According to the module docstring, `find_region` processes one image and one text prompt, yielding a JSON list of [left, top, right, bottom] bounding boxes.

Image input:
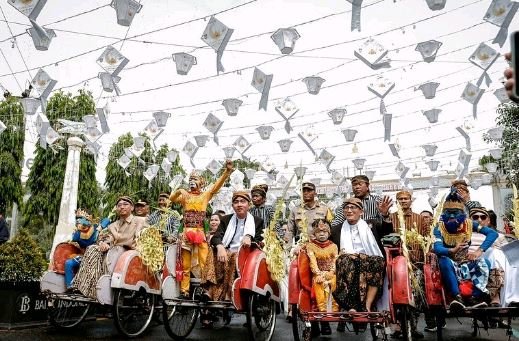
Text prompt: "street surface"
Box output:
[[1, 313, 518, 340]]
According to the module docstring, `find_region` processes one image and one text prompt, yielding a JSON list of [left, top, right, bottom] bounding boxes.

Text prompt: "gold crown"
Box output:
[[75, 208, 98, 224], [313, 220, 331, 234], [442, 201, 465, 210]]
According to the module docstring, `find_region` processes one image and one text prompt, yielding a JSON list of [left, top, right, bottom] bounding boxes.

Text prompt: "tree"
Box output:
[[0, 96, 24, 214], [23, 91, 100, 252], [103, 133, 185, 216], [483, 102, 519, 187]]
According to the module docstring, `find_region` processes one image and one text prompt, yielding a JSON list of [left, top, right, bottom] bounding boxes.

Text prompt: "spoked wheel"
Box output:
[[291, 304, 311, 341], [246, 293, 277, 341], [112, 288, 156, 338], [48, 298, 91, 328], [163, 287, 201, 340], [398, 306, 412, 341]]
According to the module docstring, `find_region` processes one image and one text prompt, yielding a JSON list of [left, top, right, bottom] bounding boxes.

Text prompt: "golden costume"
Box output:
[[306, 239, 339, 312]]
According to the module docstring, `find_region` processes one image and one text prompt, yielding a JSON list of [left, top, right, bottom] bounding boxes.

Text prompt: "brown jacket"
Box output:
[[101, 214, 148, 249]]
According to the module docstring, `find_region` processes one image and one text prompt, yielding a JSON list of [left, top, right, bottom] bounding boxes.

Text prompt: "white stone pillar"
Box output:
[[49, 136, 84, 260], [491, 178, 512, 232]]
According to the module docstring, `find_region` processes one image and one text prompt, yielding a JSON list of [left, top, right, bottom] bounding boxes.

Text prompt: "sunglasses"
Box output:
[[471, 214, 488, 220]]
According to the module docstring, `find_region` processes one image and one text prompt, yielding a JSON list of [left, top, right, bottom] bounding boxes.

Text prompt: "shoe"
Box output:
[[449, 295, 466, 311], [337, 321, 346, 332], [311, 322, 321, 337], [412, 330, 425, 339], [424, 326, 437, 332], [320, 322, 332, 335]]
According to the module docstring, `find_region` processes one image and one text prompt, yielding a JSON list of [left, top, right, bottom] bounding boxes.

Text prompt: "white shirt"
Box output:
[[340, 222, 366, 254], [229, 218, 245, 252]]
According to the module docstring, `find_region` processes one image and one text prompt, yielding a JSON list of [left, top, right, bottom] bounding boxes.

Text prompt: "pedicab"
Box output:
[[40, 241, 161, 338], [161, 242, 280, 341], [424, 252, 519, 341], [289, 235, 415, 341]]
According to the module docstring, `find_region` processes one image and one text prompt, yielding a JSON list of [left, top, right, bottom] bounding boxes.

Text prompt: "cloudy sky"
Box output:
[[0, 0, 516, 189]]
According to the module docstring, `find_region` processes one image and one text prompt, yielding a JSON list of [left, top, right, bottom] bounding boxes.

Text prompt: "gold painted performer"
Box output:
[[169, 159, 234, 297]]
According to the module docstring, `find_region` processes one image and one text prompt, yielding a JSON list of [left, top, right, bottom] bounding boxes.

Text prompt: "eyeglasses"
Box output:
[[343, 205, 360, 211], [471, 214, 488, 220]]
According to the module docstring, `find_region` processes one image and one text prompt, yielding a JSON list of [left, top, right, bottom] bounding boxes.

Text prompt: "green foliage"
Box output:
[[0, 229, 47, 282], [23, 91, 100, 252], [483, 102, 519, 187], [0, 96, 25, 212], [103, 135, 185, 216]]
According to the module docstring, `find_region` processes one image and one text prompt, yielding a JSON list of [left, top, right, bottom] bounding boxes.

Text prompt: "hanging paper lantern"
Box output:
[[271, 28, 300, 54], [244, 168, 256, 180], [130, 136, 145, 157], [96, 104, 110, 133], [302, 76, 326, 95], [415, 40, 442, 62], [97, 46, 129, 76], [9, 0, 47, 20], [110, 0, 142, 27], [346, 0, 364, 31], [84, 127, 102, 143], [275, 98, 299, 133], [206, 160, 222, 176], [412, 164, 422, 177], [489, 148, 503, 159], [319, 149, 335, 169], [461, 82, 484, 119], [194, 135, 209, 148], [493, 88, 511, 103], [221, 98, 243, 116], [294, 166, 307, 179], [483, 0, 519, 47], [31, 68, 57, 100], [470, 177, 483, 190], [222, 146, 235, 159], [20, 98, 40, 116], [456, 126, 471, 151], [395, 161, 410, 179], [368, 76, 395, 116], [426, 159, 440, 171], [203, 113, 223, 145], [469, 42, 499, 87], [352, 158, 366, 170], [425, 0, 447, 11], [277, 174, 289, 188], [330, 170, 344, 185], [486, 162, 498, 173], [45, 127, 61, 146], [27, 21, 55, 51], [85, 141, 101, 157], [415, 82, 440, 99], [117, 154, 131, 169], [421, 144, 438, 157], [153, 111, 170, 128], [383, 114, 392, 142], [354, 38, 389, 69], [423, 109, 441, 123], [98, 72, 121, 95], [161, 157, 172, 174], [487, 126, 504, 140], [388, 142, 400, 158], [365, 170, 376, 181], [144, 164, 160, 182], [172, 52, 197, 75], [169, 174, 184, 190], [201, 16, 234, 73], [458, 149, 472, 173], [182, 141, 198, 158], [256, 125, 274, 140], [278, 139, 293, 152], [82, 115, 97, 129], [341, 128, 357, 142], [251, 67, 273, 111], [167, 150, 178, 163], [143, 120, 162, 140], [328, 109, 346, 125]]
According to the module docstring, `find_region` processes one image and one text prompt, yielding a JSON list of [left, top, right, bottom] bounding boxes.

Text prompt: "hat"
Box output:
[[342, 197, 363, 210], [116, 196, 134, 206], [135, 199, 148, 206], [232, 190, 251, 203], [251, 184, 268, 197], [396, 190, 412, 199], [469, 207, 488, 217], [442, 187, 464, 211], [451, 179, 468, 190], [158, 192, 169, 199], [351, 175, 370, 184], [302, 182, 316, 191]]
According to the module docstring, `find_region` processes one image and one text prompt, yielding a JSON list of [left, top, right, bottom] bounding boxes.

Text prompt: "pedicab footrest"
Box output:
[[303, 311, 391, 323], [48, 292, 97, 304]]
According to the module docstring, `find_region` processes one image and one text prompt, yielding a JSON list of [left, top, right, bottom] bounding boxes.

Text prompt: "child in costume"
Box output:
[[64, 209, 100, 290], [305, 219, 338, 335], [433, 188, 498, 310]]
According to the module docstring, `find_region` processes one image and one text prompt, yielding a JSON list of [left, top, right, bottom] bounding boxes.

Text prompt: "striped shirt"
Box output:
[[390, 211, 426, 263], [147, 210, 180, 239], [331, 193, 383, 225], [249, 204, 274, 231]]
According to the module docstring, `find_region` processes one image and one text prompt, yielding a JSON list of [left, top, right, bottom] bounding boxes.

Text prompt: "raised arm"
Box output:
[[209, 160, 234, 196]]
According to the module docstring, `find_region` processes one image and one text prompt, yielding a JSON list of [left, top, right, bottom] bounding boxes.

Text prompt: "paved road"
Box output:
[[1, 313, 517, 340]]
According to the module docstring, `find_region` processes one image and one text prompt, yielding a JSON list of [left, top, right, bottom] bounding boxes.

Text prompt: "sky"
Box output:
[[0, 0, 517, 192]]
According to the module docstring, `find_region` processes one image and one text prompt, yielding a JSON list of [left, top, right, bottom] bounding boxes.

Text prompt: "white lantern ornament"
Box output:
[[278, 139, 293, 153], [423, 109, 441, 124], [256, 126, 274, 140], [415, 82, 440, 99], [328, 109, 346, 125], [111, 0, 142, 27], [271, 28, 300, 54], [342, 128, 358, 142], [27, 21, 56, 51], [221, 98, 243, 116], [172, 53, 197, 76], [302, 76, 326, 95], [415, 40, 443, 63]]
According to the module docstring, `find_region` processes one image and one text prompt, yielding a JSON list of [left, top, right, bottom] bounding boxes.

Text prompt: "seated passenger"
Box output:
[[72, 196, 147, 298], [65, 209, 99, 291], [331, 197, 393, 313], [433, 189, 498, 310], [201, 191, 264, 302], [304, 219, 338, 336]]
